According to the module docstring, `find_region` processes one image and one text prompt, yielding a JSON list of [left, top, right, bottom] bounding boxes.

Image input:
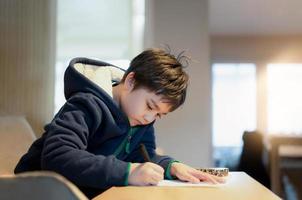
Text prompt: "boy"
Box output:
[[15, 48, 224, 198]]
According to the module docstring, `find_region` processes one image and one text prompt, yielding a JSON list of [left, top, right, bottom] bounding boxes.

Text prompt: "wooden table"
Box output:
[[93, 172, 281, 200]]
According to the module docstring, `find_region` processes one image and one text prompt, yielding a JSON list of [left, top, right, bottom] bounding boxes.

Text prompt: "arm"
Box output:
[[41, 93, 129, 189]]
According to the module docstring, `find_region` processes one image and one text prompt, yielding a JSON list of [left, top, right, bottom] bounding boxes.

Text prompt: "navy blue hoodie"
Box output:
[[14, 58, 175, 198]]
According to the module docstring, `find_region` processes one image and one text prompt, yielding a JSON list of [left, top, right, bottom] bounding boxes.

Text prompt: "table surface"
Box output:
[[93, 172, 281, 200]]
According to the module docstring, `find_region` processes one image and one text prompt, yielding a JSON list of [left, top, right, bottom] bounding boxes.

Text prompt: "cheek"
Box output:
[[123, 94, 146, 118]]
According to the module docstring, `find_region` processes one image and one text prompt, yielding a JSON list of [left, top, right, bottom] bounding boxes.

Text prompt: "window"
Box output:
[[212, 63, 257, 167], [54, 0, 145, 113], [267, 64, 302, 134], [212, 63, 257, 147]]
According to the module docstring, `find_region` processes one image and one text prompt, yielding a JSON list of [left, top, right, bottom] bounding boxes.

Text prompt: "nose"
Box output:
[[143, 113, 156, 123]]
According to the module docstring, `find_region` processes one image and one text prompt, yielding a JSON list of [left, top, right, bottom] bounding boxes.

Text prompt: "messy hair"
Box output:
[[121, 47, 189, 112]]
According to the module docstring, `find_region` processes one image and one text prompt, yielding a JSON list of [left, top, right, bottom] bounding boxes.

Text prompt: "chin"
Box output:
[[129, 122, 136, 127], [129, 118, 139, 126]]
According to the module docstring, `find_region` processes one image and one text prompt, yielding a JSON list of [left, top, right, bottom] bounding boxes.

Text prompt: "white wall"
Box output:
[[145, 0, 212, 167], [0, 0, 56, 135], [211, 35, 302, 134]]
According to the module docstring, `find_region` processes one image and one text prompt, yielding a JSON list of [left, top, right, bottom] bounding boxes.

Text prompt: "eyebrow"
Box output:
[[150, 99, 168, 115]]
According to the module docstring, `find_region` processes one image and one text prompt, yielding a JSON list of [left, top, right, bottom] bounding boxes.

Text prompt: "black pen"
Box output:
[[139, 143, 151, 162]]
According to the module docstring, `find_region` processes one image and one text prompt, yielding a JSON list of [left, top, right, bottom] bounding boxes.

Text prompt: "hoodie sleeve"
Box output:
[[41, 92, 129, 189], [125, 125, 179, 180]]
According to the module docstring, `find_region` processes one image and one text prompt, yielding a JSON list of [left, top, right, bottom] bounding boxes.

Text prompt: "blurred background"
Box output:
[[0, 0, 302, 199]]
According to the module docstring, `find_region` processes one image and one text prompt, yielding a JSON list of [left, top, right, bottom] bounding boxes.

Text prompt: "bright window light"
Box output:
[[212, 63, 257, 147], [267, 64, 302, 134]]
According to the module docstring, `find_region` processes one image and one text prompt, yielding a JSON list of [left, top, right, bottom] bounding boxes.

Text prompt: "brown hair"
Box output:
[[121, 48, 189, 112]]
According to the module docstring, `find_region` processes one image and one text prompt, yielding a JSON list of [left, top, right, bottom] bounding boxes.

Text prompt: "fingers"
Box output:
[[195, 172, 217, 184], [128, 162, 164, 186], [214, 176, 226, 183], [142, 162, 164, 185], [146, 162, 164, 174], [150, 168, 164, 182], [149, 175, 163, 185], [177, 172, 200, 183], [190, 169, 225, 184], [209, 174, 226, 184]]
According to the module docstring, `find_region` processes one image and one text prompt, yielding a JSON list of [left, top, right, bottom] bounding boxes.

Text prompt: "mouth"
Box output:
[[136, 119, 143, 125], [134, 119, 145, 126], [129, 119, 141, 126]]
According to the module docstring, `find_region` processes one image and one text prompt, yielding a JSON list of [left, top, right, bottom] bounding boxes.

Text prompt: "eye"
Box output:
[[147, 102, 152, 110]]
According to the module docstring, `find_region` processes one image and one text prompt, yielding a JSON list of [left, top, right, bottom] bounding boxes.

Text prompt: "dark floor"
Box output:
[[283, 169, 302, 200]]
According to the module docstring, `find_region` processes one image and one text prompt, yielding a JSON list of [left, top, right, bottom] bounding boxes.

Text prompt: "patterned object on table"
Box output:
[[197, 168, 229, 177]]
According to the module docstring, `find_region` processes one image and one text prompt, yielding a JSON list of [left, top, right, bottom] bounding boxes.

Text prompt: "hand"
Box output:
[[170, 162, 226, 184], [128, 162, 164, 186]]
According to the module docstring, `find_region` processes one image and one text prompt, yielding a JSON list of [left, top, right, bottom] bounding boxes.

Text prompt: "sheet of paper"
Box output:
[[157, 180, 225, 187]]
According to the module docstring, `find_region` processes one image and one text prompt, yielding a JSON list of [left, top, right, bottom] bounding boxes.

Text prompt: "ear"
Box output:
[[124, 72, 135, 92]]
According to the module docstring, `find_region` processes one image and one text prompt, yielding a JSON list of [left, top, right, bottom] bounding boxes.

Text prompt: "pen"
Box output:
[[139, 143, 151, 162]]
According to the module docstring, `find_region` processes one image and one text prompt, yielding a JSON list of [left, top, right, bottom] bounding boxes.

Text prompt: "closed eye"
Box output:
[[147, 102, 152, 110], [147, 99, 168, 118]]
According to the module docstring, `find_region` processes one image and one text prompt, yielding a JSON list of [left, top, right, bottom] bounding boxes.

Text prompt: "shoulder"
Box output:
[[66, 92, 108, 110], [56, 92, 105, 128]]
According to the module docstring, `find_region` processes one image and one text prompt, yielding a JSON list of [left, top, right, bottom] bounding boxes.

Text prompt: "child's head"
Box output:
[[116, 48, 189, 126]]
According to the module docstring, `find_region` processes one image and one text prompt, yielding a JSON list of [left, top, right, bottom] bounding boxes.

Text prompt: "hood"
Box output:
[[64, 57, 126, 110]]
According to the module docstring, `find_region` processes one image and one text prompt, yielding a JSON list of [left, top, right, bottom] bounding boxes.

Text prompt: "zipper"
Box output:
[[113, 126, 140, 157]]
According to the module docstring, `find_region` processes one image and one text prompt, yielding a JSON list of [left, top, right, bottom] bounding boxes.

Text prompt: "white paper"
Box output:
[[157, 180, 225, 187]]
